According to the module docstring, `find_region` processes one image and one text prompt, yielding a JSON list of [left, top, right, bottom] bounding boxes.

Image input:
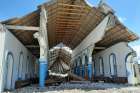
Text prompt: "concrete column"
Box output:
[[79, 57, 82, 77], [88, 56, 92, 80], [74, 60, 77, 74], [77, 59, 80, 76], [34, 5, 49, 88], [39, 57, 47, 87], [82, 54, 85, 78], [87, 46, 94, 81], [34, 32, 48, 88]]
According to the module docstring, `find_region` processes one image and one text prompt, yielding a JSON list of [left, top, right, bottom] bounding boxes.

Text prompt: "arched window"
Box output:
[[85, 55, 88, 66], [133, 65, 137, 77], [26, 56, 29, 79], [85, 55, 88, 77], [74, 59, 77, 74], [75, 59, 78, 67], [109, 53, 117, 76], [18, 52, 23, 80], [99, 57, 104, 75], [125, 52, 137, 84], [74, 58, 80, 75], [79, 57, 82, 67], [78, 57, 82, 76], [4, 52, 14, 90], [93, 58, 96, 76]]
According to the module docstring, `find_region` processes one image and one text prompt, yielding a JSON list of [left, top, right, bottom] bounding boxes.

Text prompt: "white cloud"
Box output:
[[118, 17, 127, 23]]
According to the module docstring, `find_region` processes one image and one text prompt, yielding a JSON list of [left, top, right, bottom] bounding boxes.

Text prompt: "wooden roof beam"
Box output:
[[58, 12, 86, 16], [56, 21, 81, 25], [5, 25, 39, 31], [58, 3, 87, 8]]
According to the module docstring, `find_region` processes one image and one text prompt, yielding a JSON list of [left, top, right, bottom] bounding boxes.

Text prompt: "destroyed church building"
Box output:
[[0, 0, 139, 92]]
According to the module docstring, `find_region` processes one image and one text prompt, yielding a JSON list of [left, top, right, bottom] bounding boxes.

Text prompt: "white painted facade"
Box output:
[[94, 42, 140, 84], [0, 25, 6, 92], [0, 25, 38, 92], [94, 42, 132, 77]]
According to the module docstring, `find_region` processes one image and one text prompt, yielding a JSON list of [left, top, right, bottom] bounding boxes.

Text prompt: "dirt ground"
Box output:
[[8, 82, 140, 93]]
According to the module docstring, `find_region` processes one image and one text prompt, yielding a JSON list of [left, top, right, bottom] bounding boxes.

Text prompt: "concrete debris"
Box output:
[[48, 72, 85, 83], [11, 82, 140, 93], [69, 73, 85, 81]]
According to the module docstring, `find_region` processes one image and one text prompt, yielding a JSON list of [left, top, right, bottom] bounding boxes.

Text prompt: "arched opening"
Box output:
[[4, 52, 14, 90], [26, 56, 30, 79], [76, 57, 80, 76], [93, 58, 96, 76], [85, 55, 88, 66], [28, 57, 31, 79], [18, 52, 23, 80], [85, 55, 88, 79], [74, 59, 77, 74], [78, 57, 82, 76], [109, 53, 117, 77], [125, 52, 137, 84], [99, 57, 104, 76], [74, 60, 77, 74]]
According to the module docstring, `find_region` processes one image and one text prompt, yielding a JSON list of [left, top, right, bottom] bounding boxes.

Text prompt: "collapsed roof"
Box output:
[[2, 0, 139, 56]]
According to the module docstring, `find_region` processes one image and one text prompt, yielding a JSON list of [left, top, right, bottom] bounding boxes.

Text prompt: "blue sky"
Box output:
[[0, 0, 140, 46]]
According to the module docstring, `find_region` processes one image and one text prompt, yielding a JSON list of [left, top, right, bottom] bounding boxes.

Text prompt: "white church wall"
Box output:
[[0, 27, 6, 92], [0, 28, 37, 91], [94, 42, 133, 77]]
